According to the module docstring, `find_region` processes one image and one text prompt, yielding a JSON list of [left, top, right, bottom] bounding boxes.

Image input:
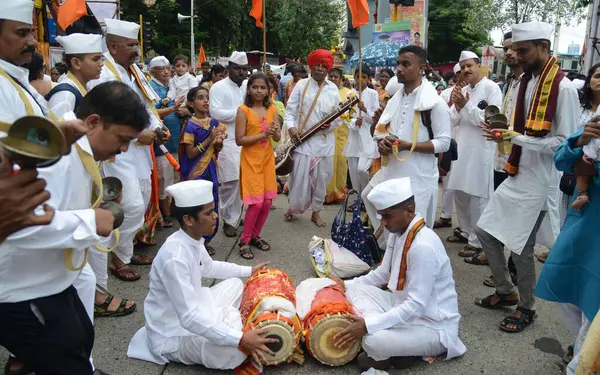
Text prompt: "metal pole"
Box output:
[[139, 14, 144, 63], [263, 0, 267, 73], [191, 0, 195, 71]]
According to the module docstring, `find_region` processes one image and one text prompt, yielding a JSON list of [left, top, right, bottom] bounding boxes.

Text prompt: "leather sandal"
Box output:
[[475, 291, 519, 309]]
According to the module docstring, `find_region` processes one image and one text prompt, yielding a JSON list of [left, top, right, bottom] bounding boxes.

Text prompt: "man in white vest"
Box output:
[[87, 18, 161, 290]]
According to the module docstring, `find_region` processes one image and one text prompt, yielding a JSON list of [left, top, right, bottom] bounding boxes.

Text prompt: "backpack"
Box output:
[[421, 110, 458, 173], [45, 83, 85, 111]]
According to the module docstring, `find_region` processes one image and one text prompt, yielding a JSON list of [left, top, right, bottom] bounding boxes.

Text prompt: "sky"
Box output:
[[490, 21, 588, 54]]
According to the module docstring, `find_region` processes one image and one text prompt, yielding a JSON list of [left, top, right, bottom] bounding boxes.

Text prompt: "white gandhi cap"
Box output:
[[149, 56, 170, 69], [229, 51, 248, 66], [367, 177, 413, 211], [56, 33, 103, 55], [459, 51, 479, 63], [1, 0, 34, 25], [104, 18, 140, 40], [453, 63, 461, 74], [166, 180, 214, 207], [511, 22, 554, 43]]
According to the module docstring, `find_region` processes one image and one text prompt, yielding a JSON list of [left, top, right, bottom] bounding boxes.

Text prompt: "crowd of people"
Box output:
[[0, 0, 598, 374]]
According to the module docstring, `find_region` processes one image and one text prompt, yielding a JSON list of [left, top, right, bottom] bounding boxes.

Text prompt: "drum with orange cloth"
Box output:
[[239, 268, 303, 365], [302, 283, 361, 366]]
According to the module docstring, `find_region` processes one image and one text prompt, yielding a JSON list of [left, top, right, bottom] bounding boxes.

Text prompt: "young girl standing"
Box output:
[[179, 86, 227, 255], [235, 73, 281, 259]]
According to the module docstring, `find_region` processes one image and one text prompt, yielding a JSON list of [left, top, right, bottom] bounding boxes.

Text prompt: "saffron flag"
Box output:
[[249, 0, 264, 28], [347, 0, 369, 28], [47, 0, 88, 31], [198, 44, 207, 65]]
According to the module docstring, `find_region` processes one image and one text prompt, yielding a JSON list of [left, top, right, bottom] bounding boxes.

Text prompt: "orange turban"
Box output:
[[307, 49, 334, 71]]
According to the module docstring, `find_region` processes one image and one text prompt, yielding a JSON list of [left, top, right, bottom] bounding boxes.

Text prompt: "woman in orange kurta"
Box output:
[[235, 73, 281, 259]]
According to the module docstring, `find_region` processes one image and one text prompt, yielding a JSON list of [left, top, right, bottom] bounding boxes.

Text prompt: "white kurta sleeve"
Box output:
[[363, 243, 440, 334], [202, 256, 252, 280], [512, 82, 580, 154], [161, 257, 244, 346], [209, 85, 238, 124], [346, 235, 394, 287], [449, 105, 461, 127], [188, 75, 198, 91], [48, 91, 77, 120], [460, 84, 502, 128], [430, 100, 452, 153], [284, 81, 303, 129]]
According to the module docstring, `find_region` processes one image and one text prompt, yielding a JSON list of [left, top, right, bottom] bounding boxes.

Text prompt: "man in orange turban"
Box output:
[[283, 49, 341, 227]]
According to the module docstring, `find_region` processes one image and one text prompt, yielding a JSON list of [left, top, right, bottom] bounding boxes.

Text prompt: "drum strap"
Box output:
[[298, 80, 325, 134]]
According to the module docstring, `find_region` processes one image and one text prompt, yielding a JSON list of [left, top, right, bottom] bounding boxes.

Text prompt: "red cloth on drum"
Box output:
[[239, 269, 296, 324]]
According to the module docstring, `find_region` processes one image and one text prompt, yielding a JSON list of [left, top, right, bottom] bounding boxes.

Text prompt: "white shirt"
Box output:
[[477, 76, 580, 254], [43, 74, 52, 82], [195, 73, 204, 85], [209, 77, 247, 182], [447, 77, 503, 198], [143, 229, 252, 356], [343, 87, 379, 158], [0, 135, 101, 302], [48, 74, 85, 119], [284, 78, 341, 157], [0, 59, 47, 133], [494, 75, 521, 172], [87, 52, 161, 179], [346, 215, 466, 360], [167, 72, 197, 101]]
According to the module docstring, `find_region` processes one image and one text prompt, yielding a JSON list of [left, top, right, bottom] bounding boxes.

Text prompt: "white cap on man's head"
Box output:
[[367, 177, 413, 211], [56, 33, 103, 55], [511, 22, 554, 43], [453, 63, 461, 73], [1, 0, 34, 24], [149, 56, 170, 69], [459, 51, 479, 62], [104, 18, 140, 40], [166, 180, 214, 208], [229, 51, 248, 66]]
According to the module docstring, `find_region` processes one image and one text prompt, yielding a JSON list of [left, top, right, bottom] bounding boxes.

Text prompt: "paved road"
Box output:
[[1, 195, 572, 375]]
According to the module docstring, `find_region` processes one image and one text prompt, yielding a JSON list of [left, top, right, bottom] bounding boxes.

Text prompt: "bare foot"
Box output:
[[284, 211, 296, 222], [311, 212, 326, 227], [571, 193, 589, 211]]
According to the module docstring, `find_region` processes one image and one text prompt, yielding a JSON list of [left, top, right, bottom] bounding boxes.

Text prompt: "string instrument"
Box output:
[[275, 95, 359, 175]]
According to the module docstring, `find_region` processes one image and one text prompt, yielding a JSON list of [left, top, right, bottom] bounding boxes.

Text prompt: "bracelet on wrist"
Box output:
[[197, 144, 205, 152]]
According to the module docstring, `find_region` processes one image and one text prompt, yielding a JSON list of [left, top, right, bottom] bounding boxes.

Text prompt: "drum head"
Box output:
[[309, 315, 361, 366], [254, 319, 295, 365]]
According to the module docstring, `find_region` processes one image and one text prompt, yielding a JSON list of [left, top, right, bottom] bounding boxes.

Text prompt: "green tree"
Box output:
[[427, 0, 490, 63]]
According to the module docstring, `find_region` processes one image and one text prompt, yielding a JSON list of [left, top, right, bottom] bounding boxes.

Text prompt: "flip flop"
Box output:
[[447, 234, 468, 244], [458, 245, 481, 257], [464, 254, 489, 265]]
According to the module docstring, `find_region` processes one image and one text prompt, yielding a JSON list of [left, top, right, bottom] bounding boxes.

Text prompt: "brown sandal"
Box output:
[[94, 293, 136, 318], [109, 263, 141, 281], [130, 254, 154, 265]]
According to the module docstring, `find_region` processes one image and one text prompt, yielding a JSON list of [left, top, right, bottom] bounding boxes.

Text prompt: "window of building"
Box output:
[[571, 60, 578, 70]]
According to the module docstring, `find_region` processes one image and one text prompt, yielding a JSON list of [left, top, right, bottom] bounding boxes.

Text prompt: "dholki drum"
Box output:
[[240, 268, 303, 365], [297, 278, 361, 366]]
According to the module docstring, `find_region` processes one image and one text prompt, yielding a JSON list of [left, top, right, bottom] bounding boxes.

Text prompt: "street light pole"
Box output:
[[191, 0, 195, 71]]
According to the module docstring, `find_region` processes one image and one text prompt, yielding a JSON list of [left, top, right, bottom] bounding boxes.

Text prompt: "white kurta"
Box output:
[[0, 59, 47, 132], [344, 87, 379, 159], [0, 136, 102, 302], [127, 229, 252, 369], [48, 75, 85, 119], [209, 77, 247, 183], [284, 78, 342, 157], [447, 77, 502, 198], [370, 81, 452, 226], [477, 77, 580, 254], [167, 72, 197, 101], [345, 215, 466, 360]]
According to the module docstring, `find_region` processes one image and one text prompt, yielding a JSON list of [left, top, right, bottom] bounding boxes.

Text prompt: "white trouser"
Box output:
[[561, 304, 591, 375], [346, 284, 446, 361], [88, 246, 109, 290], [73, 264, 96, 370], [163, 278, 247, 369], [288, 154, 334, 214], [453, 191, 488, 248], [115, 177, 150, 264], [156, 155, 177, 200], [347, 157, 372, 196], [440, 175, 454, 220], [219, 180, 243, 227]]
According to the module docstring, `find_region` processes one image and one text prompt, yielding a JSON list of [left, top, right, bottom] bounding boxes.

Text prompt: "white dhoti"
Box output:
[[219, 180, 243, 227], [160, 278, 246, 369], [288, 154, 334, 214], [560, 304, 592, 375], [453, 191, 488, 248], [347, 157, 372, 195], [346, 284, 446, 361], [156, 155, 177, 200], [73, 264, 96, 370], [440, 175, 454, 220]]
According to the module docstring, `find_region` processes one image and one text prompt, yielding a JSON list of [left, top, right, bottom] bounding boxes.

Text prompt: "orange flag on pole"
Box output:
[[47, 0, 88, 30], [197, 44, 207, 65], [347, 0, 369, 28], [249, 0, 264, 28]]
